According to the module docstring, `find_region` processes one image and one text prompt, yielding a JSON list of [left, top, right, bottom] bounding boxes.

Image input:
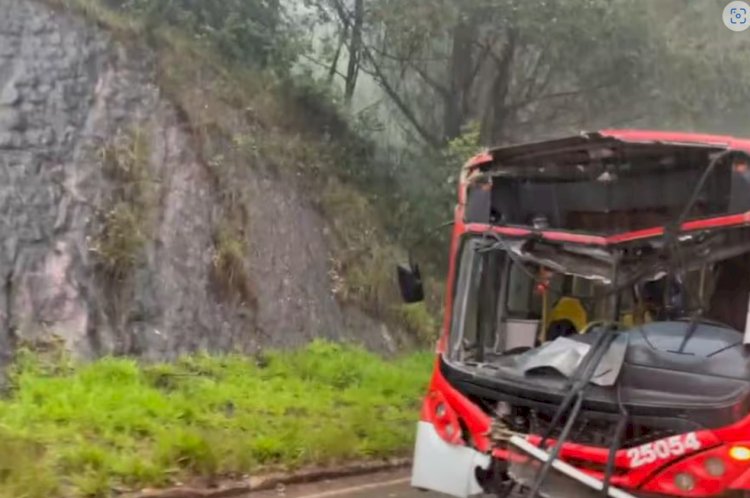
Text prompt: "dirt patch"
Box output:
[[130, 458, 412, 498]]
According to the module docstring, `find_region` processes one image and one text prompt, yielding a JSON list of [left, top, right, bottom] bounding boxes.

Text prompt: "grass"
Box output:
[[0, 341, 432, 498]]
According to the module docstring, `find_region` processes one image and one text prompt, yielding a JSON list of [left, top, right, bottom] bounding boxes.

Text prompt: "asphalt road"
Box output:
[[250, 469, 485, 498]]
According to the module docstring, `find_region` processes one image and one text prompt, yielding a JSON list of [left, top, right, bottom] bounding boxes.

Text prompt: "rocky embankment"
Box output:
[[0, 0, 407, 366]]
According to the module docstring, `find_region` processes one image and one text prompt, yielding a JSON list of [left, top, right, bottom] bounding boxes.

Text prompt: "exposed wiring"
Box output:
[[538, 324, 613, 444], [603, 382, 629, 497], [527, 391, 585, 498], [523, 152, 731, 495], [663, 150, 735, 352], [526, 250, 622, 498], [528, 325, 619, 498]]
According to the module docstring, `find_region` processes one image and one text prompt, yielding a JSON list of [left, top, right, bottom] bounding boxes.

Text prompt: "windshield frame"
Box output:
[[445, 231, 742, 363]]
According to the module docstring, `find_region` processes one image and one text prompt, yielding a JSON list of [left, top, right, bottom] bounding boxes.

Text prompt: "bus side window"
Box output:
[[506, 263, 538, 319], [498, 262, 546, 352]]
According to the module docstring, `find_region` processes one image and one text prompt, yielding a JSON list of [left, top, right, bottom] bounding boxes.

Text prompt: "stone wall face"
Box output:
[[0, 0, 406, 365]]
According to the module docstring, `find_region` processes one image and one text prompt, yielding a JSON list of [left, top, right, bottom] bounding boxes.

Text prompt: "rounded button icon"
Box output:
[[724, 1, 750, 31]]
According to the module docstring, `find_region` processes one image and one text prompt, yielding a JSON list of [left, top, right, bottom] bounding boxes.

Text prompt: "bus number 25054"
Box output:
[[626, 433, 702, 469]]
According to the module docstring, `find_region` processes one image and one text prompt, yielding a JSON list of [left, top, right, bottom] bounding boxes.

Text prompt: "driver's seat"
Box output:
[[545, 297, 587, 341]]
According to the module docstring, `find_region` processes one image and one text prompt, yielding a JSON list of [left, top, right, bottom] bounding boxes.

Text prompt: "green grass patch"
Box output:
[[0, 341, 432, 497]]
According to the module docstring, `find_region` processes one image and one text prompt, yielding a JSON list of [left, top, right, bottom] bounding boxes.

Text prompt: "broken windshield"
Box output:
[[448, 232, 750, 364]]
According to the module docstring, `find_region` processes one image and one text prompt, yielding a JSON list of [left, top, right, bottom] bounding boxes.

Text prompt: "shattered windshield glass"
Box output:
[[447, 231, 746, 365]]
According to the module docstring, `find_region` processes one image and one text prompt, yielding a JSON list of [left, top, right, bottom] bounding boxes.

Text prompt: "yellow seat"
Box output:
[[544, 297, 588, 340], [621, 312, 635, 328]]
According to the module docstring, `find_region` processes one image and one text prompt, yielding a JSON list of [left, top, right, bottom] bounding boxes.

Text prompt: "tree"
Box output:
[[357, 0, 670, 147], [311, 0, 750, 149], [307, 0, 367, 107], [107, 0, 295, 70], [301, 0, 750, 272]]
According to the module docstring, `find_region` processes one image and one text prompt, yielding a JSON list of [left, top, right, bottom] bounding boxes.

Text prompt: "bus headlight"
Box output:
[[674, 472, 695, 492], [705, 457, 726, 477]]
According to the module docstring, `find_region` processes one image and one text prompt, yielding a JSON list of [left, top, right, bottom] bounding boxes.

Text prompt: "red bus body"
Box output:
[[410, 129, 750, 498]]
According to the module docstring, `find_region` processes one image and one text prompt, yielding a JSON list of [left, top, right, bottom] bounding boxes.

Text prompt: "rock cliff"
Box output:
[[0, 0, 408, 365]]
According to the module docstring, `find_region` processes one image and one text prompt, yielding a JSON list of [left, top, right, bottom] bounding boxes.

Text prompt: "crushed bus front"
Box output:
[[400, 130, 750, 498]]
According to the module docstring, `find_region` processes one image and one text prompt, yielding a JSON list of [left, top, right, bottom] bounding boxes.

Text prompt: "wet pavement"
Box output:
[[249, 469, 477, 498]]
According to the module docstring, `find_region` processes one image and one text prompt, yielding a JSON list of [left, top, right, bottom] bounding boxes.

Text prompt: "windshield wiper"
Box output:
[[526, 323, 620, 498], [526, 251, 625, 498], [661, 150, 736, 352]]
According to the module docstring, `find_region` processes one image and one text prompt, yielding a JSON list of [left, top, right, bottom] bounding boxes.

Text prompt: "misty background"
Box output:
[[291, 0, 750, 267], [76, 0, 750, 309]]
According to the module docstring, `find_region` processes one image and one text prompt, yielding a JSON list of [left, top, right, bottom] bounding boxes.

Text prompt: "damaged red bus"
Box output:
[[397, 130, 750, 498]]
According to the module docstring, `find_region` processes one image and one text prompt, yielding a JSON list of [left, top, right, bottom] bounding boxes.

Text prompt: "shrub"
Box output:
[[101, 0, 298, 71], [0, 342, 432, 495]]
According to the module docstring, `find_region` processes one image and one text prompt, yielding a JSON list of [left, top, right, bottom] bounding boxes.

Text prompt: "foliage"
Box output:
[[318, 178, 443, 341], [445, 121, 482, 166], [310, 0, 750, 147], [47, 0, 447, 336], [398, 303, 439, 344], [0, 432, 59, 498], [646, 0, 750, 134], [303, 0, 750, 287], [0, 343, 431, 497], [210, 222, 256, 308], [99, 0, 298, 72], [91, 127, 154, 283], [48, 0, 750, 293]]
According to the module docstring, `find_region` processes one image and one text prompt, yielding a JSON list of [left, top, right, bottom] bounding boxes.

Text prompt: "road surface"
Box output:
[[249, 468, 490, 498]]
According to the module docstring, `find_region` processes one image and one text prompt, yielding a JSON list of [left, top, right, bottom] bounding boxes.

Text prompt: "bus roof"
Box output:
[[465, 129, 750, 170], [460, 129, 750, 246]]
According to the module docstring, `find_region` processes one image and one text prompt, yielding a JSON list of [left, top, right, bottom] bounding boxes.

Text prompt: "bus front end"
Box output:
[[399, 130, 750, 498]]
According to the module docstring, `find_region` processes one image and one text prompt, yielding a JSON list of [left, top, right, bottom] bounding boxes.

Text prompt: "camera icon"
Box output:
[[725, 1, 750, 31], [732, 7, 748, 24]]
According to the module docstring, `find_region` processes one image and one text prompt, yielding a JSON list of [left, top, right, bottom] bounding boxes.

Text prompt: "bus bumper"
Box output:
[[410, 421, 490, 498]]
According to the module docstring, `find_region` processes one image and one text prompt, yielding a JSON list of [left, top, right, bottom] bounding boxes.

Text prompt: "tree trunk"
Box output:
[[328, 26, 348, 83], [480, 31, 517, 145], [345, 0, 364, 106], [443, 13, 474, 141]]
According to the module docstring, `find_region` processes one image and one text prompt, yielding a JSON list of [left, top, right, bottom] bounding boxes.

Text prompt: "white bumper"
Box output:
[[410, 421, 490, 498]]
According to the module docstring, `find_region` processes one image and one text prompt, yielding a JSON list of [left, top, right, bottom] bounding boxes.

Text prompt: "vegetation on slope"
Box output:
[[44, 0, 750, 345], [44, 0, 442, 342], [0, 342, 432, 497]]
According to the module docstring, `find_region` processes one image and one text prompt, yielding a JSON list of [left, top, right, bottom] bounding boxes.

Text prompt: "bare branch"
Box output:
[[365, 45, 450, 98], [299, 52, 349, 81], [328, 25, 349, 83], [344, 0, 364, 104], [506, 80, 620, 114], [328, 0, 352, 29], [359, 44, 442, 148], [520, 41, 552, 104]]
